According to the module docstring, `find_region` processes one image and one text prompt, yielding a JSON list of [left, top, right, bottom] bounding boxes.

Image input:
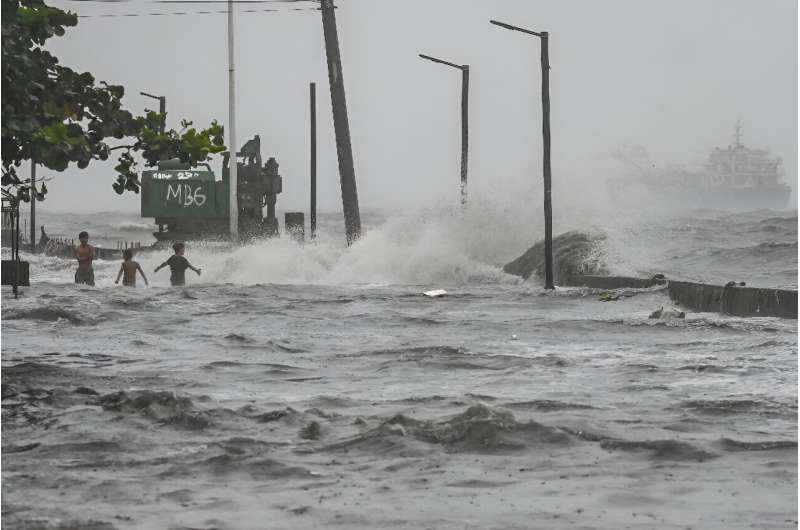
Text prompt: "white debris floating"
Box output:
[[423, 289, 448, 298]]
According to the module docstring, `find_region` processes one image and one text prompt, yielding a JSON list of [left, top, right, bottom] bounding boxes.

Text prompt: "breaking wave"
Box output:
[[111, 221, 155, 232], [319, 404, 573, 456], [4, 306, 87, 324], [98, 390, 211, 430]]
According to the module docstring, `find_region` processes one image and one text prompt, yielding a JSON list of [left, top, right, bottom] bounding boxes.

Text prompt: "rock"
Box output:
[[300, 421, 321, 440], [599, 292, 620, 302], [503, 230, 607, 283], [649, 306, 685, 319]]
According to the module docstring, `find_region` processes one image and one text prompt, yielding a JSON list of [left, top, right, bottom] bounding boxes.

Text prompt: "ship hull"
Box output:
[[608, 180, 793, 212]]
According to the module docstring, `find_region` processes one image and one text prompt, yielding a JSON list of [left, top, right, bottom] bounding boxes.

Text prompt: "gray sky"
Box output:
[[34, 0, 799, 213]]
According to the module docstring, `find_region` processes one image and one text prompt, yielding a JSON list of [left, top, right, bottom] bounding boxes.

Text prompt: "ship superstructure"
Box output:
[[609, 123, 792, 211]]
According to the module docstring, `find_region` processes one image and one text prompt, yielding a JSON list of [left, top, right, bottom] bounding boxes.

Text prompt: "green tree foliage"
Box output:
[[1, 0, 226, 203]]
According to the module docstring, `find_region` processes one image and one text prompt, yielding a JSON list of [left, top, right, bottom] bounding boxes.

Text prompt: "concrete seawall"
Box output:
[[566, 275, 797, 319], [667, 280, 797, 319], [565, 275, 666, 290], [505, 234, 797, 319]]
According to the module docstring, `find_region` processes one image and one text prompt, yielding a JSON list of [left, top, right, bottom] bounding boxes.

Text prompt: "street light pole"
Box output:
[[30, 163, 35, 253], [490, 19, 554, 290], [310, 81, 317, 240], [419, 53, 469, 207], [140, 91, 166, 133], [227, 0, 238, 240]]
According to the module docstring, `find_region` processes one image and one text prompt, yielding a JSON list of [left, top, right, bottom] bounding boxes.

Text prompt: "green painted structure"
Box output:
[[141, 167, 227, 219], [141, 136, 283, 241]]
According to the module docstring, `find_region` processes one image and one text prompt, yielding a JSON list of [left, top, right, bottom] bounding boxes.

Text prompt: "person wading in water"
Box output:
[[154, 242, 201, 286], [74, 231, 95, 286], [115, 248, 149, 287]]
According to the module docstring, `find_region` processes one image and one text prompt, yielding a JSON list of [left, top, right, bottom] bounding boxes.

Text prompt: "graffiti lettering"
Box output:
[[166, 183, 182, 202], [153, 171, 199, 180], [166, 183, 207, 207]]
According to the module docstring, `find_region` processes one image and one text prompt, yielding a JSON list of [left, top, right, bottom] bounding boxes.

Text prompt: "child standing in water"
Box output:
[[115, 249, 149, 287], [154, 242, 201, 286]]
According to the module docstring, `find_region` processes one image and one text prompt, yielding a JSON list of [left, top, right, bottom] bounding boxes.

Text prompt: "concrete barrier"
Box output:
[[667, 280, 797, 319], [284, 212, 305, 243], [566, 275, 797, 319], [1, 260, 30, 286], [506, 232, 797, 319], [565, 275, 666, 290]]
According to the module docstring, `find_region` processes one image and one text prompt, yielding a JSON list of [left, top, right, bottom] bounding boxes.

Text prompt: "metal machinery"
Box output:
[[141, 135, 282, 241]]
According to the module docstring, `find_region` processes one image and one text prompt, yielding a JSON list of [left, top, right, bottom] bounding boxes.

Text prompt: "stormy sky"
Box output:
[[29, 0, 799, 213]]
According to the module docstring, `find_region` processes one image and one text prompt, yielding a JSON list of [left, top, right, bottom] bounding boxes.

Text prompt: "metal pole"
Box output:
[[159, 97, 166, 133], [30, 163, 36, 253], [419, 54, 469, 207], [541, 32, 553, 290], [310, 82, 317, 240], [460, 66, 469, 207], [14, 206, 19, 298], [489, 20, 554, 289], [227, 0, 239, 240], [320, 0, 361, 245], [140, 92, 166, 132]]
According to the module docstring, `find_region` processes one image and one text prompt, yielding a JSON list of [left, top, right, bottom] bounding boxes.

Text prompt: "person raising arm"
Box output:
[[154, 242, 201, 286]]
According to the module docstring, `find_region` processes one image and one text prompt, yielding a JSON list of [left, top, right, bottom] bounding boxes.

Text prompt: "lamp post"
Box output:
[[227, 0, 238, 240], [419, 53, 469, 207], [310, 81, 317, 240], [140, 91, 166, 133], [490, 19, 554, 290], [29, 163, 36, 253]]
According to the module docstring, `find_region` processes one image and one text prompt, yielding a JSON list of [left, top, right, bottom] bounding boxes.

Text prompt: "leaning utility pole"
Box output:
[[227, 0, 239, 240], [418, 53, 469, 206], [490, 20, 554, 289], [320, 0, 361, 245]]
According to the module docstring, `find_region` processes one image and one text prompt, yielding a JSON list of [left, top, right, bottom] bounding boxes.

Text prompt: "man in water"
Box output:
[[74, 231, 95, 286], [154, 242, 201, 286]]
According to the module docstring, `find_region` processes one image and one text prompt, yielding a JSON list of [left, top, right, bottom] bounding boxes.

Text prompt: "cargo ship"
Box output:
[[608, 123, 792, 211]]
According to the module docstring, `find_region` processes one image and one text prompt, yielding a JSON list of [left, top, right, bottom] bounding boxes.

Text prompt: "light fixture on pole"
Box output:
[[419, 53, 469, 207], [490, 19, 554, 290], [140, 91, 166, 133]]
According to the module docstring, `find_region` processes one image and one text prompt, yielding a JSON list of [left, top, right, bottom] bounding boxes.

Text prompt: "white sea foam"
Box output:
[[146, 198, 538, 287], [10, 204, 796, 289]]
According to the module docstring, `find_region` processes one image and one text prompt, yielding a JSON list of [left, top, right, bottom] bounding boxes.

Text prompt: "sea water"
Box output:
[[2, 203, 797, 529]]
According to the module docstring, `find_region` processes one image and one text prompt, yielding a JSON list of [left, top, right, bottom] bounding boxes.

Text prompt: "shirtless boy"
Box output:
[[74, 231, 95, 286], [115, 249, 149, 287]]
